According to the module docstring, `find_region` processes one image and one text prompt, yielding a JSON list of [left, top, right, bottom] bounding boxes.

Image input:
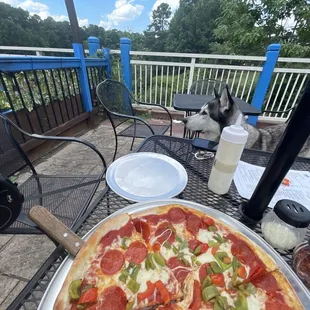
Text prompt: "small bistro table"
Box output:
[[8, 135, 310, 310], [174, 94, 261, 115]]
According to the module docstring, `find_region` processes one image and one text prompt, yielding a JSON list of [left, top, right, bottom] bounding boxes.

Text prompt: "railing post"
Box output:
[[120, 37, 132, 92], [103, 47, 112, 79], [248, 44, 281, 125], [187, 57, 196, 93], [88, 36, 100, 57], [73, 43, 93, 112]]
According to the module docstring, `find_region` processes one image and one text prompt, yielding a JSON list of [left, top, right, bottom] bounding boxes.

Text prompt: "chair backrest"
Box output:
[[96, 79, 135, 117], [0, 115, 35, 178], [190, 79, 227, 96]]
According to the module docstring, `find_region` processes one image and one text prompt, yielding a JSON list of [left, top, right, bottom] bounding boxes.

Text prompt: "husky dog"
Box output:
[[183, 86, 310, 157]]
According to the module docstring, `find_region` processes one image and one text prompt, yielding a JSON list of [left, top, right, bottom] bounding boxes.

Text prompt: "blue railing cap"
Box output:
[[267, 43, 281, 51], [120, 37, 131, 44], [88, 36, 99, 43]]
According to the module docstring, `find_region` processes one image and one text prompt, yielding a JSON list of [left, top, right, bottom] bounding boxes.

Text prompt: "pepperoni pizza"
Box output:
[[54, 204, 304, 310]]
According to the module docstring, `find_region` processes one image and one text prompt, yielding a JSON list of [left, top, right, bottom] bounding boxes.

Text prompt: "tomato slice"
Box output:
[[137, 281, 156, 302], [210, 273, 225, 287], [237, 266, 247, 279], [203, 216, 215, 227], [211, 245, 219, 255], [155, 280, 171, 304], [77, 287, 98, 305], [200, 243, 209, 254]]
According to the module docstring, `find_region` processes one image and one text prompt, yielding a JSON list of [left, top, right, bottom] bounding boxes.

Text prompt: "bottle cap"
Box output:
[[221, 114, 248, 144], [274, 199, 310, 228]]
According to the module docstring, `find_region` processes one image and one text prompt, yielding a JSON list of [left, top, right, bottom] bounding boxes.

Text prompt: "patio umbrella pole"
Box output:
[[240, 79, 310, 222], [64, 0, 82, 44]]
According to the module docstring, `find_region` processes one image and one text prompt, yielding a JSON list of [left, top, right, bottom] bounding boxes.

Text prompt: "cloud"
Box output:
[[99, 0, 144, 29], [1, 0, 19, 5], [6, 0, 88, 26], [18, 0, 48, 12], [78, 18, 89, 27]]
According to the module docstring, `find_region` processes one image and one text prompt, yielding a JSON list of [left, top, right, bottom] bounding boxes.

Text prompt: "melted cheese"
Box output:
[[160, 246, 176, 261], [222, 268, 233, 287], [136, 267, 170, 293], [219, 241, 233, 258], [247, 293, 266, 310], [196, 248, 215, 265], [197, 229, 216, 243], [220, 290, 235, 307]]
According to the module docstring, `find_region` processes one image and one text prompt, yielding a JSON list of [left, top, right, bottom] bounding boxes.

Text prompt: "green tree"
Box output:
[[213, 0, 310, 57], [166, 0, 221, 53], [144, 3, 172, 52]]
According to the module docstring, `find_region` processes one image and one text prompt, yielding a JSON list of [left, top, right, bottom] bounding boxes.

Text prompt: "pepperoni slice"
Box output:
[[119, 221, 134, 238], [265, 292, 292, 310], [231, 240, 256, 264], [133, 219, 150, 242], [188, 239, 200, 251], [166, 257, 190, 282], [199, 263, 209, 283], [100, 230, 118, 248], [186, 213, 202, 235], [155, 222, 176, 244], [189, 280, 201, 310], [251, 273, 279, 294], [168, 207, 186, 224], [125, 240, 148, 264], [100, 286, 126, 310], [101, 250, 124, 275]]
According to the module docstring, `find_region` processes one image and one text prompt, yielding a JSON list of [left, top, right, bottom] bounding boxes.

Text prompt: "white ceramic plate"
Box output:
[[106, 153, 188, 202]]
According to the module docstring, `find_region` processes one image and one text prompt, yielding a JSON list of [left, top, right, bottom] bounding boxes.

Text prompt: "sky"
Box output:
[[1, 0, 180, 32]]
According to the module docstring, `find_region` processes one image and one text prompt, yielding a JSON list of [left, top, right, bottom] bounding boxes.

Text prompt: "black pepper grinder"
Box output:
[[240, 79, 310, 222]]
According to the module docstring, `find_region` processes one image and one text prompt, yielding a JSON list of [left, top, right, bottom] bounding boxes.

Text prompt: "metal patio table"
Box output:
[[174, 94, 261, 115], [8, 135, 310, 310]]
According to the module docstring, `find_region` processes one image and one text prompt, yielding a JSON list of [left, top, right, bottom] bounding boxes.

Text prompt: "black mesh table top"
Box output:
[[174, 94, 261, 116], [8, 135, 310, 310]]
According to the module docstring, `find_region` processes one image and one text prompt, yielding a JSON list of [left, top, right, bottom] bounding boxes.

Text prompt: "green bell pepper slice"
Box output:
[[202, 284, 219, 302], [214, 295, 228, 310], [215, 252, 232, 271], [234, 291, 248, 310], [210, 261, 222, 273], [153, 253, 166, 267], [202, 275, 212, 289], [69, 279, 82, 300], [127, 278, 140, 293]]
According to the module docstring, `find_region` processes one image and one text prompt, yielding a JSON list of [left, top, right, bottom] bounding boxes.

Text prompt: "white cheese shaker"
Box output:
[[208, 114, 248, 195]]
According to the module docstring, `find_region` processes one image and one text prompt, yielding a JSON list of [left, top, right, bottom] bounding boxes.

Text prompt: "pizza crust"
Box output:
[[271, 270, 304, 310], [53, 213, 131, 310]]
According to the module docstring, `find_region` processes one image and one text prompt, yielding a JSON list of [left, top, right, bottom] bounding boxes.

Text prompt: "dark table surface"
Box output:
[[174, 94, 261, 116], [9, 135, 310, 310]]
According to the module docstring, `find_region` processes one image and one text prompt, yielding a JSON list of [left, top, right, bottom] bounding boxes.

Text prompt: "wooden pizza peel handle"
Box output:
[[29, 206, 84, 256]]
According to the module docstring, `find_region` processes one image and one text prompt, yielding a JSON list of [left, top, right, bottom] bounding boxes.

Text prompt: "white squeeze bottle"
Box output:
[[208, 114, 248, 195]]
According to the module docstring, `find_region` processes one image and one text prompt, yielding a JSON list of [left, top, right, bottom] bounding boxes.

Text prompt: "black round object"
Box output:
[[274, 199, 310, 228], [0, 176, 23, 231]]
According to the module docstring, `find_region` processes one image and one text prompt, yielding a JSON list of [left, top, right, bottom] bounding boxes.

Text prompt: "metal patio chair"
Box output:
[[96, 79, 172, 161], [189, 79, 227, 96], [0, 113, 106, 234]]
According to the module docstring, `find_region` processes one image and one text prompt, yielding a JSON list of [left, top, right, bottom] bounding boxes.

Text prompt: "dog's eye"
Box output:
[[201, 111, 208, 115]]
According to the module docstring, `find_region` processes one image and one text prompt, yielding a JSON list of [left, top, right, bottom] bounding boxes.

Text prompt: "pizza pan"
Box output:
[[38, 199, 310, 309]]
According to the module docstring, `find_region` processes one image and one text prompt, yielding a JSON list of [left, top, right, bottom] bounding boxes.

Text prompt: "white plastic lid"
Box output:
[[221, 114, 248, 144]]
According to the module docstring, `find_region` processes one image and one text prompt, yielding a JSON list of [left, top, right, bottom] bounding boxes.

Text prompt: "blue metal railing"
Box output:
[[0, 38, 111, 139]]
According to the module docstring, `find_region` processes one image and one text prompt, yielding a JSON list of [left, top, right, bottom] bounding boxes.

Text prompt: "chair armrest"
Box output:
[[111, 112, 155, 135], [31, 134, 107, 171]]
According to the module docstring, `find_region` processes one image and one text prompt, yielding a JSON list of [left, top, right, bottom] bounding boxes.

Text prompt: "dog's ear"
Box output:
[[214, 87, 220, 99], [220, 86, 234, 113]]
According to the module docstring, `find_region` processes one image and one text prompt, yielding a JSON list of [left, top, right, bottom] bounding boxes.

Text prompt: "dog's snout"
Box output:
[[182, 118, 188, 124]]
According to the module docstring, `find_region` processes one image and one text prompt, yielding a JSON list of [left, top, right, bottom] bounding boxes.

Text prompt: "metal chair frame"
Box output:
[[96, 79, 172, 161]]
